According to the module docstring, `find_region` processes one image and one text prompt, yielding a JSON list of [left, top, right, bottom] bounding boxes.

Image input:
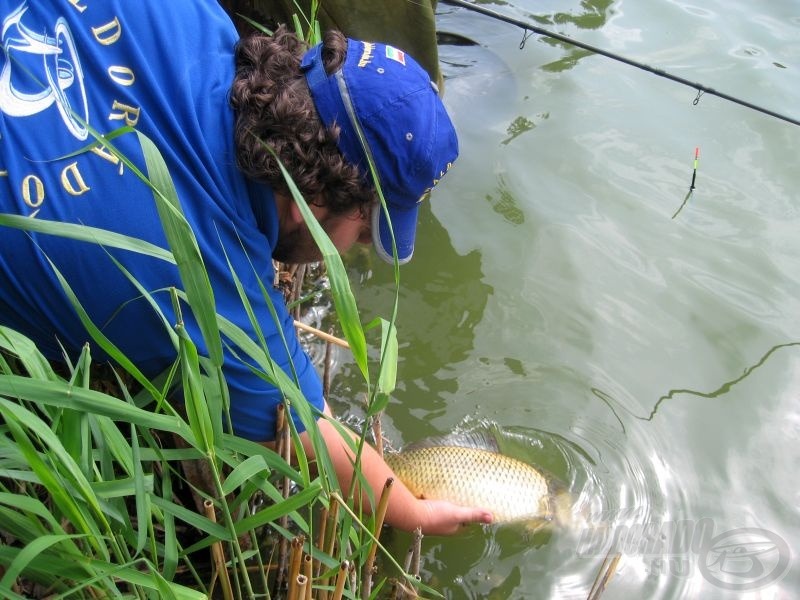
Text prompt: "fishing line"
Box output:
[[442, 0, 800, 127], [671, 189, 692, 220], [671, 147, 699, 218]]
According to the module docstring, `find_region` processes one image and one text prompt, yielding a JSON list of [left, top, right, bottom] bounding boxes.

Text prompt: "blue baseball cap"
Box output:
[[301, 38, 458, 264]]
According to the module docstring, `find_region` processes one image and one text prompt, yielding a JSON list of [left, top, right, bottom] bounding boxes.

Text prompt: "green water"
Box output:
[[324, 0, 800, 597]]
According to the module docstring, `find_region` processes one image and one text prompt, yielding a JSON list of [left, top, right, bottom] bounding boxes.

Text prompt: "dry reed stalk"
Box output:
[[363, 478, 394, 594], [371, 411, 384, 459], [291, 264, 306, 320], [280, 405, 291, 478], [410, 527, 423, 577], [289, 573, 307, 600], [203, 500, 233, 600], [324, 498, 340, 557], [288, 535, 305, 589], [318, 499, 340, 599], [303, 554, 314, 600], [315, 506, 328, 575], [587, 550, 621, 600], [390, 545, 416, 600], [392, 577, 420, 600], [395, 530, 423, 600], [277, 400, 293, 572], [293, 320, 350, 349], [349, 562, 358, 595], [272, 404, 291, 596], [322, 336, 333, 399], [275, 403, 286, 459], [331, 561, 349, 600]]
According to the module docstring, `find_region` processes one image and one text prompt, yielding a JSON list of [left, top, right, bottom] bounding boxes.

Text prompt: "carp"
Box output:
[[385, 431, 571, 527]]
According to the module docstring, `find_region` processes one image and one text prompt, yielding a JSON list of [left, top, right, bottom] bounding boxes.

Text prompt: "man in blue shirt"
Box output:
[[0, 1, 491, 533]]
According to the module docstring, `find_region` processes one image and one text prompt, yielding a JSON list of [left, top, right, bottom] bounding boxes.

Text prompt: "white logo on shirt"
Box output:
[[0, 2, 89, 140]]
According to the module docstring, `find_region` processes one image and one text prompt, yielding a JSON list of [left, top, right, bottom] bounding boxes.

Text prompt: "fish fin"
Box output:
[[552, 489, 574, 528], [524, 518, 552, 532], [400, 430, 502, 453], [521, 518, 556, 545]]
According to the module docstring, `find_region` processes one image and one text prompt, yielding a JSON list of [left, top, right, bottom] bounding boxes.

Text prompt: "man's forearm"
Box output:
[[303, 417, 429, 531], [302, 414, 493, 535]]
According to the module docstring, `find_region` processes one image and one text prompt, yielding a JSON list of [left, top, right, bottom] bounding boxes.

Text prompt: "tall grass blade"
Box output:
[[0, 399, 108, 557], [0, 326, 59, 381], [266, 145, 369, 382], [0, 534, 87, 588], [0, 213, 176, 264], [0, 374, 192, 439], [135, 130, 223, 369]]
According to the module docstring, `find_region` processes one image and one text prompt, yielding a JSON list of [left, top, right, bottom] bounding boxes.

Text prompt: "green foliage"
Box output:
[[0, 0, 420, 590], [0, 121, 410, 599]]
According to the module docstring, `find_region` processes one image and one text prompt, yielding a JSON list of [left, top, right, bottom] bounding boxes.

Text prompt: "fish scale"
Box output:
[[385, 445, 552, 524]]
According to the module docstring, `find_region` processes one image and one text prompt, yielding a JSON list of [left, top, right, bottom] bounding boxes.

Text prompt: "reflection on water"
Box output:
[[502, 115, 536, 145], [548, 0, 616, 30], [381, 414, 694, 599], [647, 341, 800, 420], [485, 172, 526, 224], [515, 0, 616, 72], [335, 213, 492, 439]]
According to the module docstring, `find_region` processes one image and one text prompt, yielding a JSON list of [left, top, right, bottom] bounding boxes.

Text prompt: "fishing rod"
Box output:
[[442, 0, 800, 128]]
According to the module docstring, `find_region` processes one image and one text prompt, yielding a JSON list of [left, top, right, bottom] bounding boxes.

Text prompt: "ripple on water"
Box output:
[[564, 388, 697, 599], [669, 256, 784, 322], [728, 43, 789, 71], [398, 414, 696, 599], [730, 43, 767, 59], [666, 1, 715, 19]]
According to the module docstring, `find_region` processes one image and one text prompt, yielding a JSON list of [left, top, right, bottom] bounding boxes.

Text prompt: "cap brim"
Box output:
[[371, 201, 419, 265]]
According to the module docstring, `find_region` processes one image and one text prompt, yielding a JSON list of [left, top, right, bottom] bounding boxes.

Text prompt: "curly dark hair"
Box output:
[[230, 26, 374, 216]]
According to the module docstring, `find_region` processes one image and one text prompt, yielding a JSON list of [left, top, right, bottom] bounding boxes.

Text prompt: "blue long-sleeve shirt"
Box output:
[[0, 0, 324, 440]]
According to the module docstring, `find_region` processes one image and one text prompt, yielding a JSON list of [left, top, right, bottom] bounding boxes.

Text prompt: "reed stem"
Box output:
[[303, 553, 314, 600], [331, 561, 349, 600], [273, 404, 291, 596], [292, 264, 306, 320], [322, 335, 333, 400], [410, 527, 423, 577], [294, 320, 350, 349], [324, 498, 340, 558], [363, 477, 394, 594], [315, 506, 328, 577], [371, 411, 384, 459], [288, 535, 305, 592], [204, 500, 234, 600], [587, 550, 622, 600], [289, 573, 307, 600]]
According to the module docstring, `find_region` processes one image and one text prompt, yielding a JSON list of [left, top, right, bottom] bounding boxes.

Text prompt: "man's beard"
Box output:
[[272, 225, 324, 265]]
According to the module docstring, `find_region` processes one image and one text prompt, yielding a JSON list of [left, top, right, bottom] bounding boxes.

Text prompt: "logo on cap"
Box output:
[[358, 42, 375, 68], [385, 46, 406, 66]]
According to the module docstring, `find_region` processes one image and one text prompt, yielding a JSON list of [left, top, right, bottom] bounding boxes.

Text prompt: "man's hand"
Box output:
[[416, 498, 494, 536], [296, 408, 494, 536]]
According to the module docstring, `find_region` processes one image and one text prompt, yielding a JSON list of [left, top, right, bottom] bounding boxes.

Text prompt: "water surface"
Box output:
[[330, 1, 799, 597]]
